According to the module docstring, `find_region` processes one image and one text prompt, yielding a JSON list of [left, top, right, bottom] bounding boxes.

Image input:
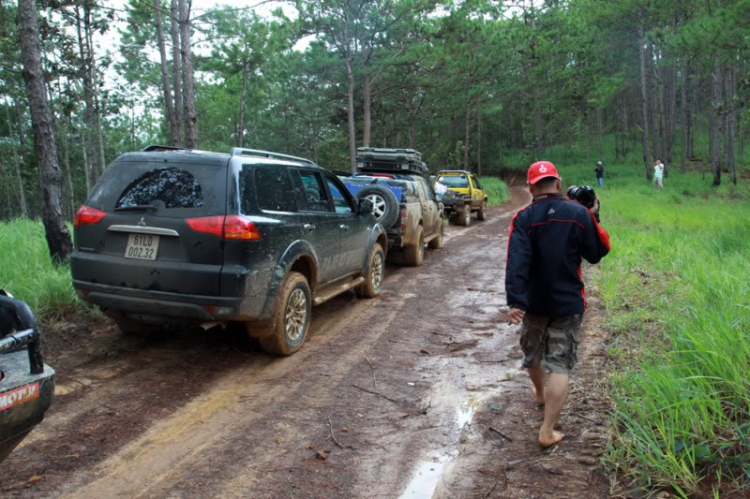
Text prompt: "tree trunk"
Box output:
[[476, 93, 482, 176], [638, 12, 653, 179], [12, 88, 28, 164], [648, 44, 660, 163], [658, 65, 668, 176], [86, 17, 106, 175], [64, 113, 76, 218], [724, 66, 736, 184], [667, 65, 677, 164], [463, 77, 473, 169], [408, 108, 417, 150], [710, 57, 723, 186], [395, 105, 402, 147], [155, 0, 178, 147], [75, 5, 95, 183], [362, 73, 372, 147], [680, 60, 688, 173], [18, 0, 72, 261], [237, 58, 247, 147], [596, 106, 604, 162], [4, 97, 27, 217], [170, 0, 183, 146], [345, 55, 356, 173], [179, 0, 198, 148], [621, 94, 629, 156]]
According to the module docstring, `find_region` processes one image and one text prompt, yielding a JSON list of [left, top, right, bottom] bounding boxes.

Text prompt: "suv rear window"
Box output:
[[438, 176, 469, 188], [86, 160, 227, 216]]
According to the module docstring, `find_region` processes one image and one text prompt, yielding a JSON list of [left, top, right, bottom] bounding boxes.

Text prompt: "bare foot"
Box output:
[[539, 429, 565, 448], [530, 382, 545, 406]]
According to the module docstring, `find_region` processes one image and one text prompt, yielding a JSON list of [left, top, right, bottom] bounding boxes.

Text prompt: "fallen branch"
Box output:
[[351, 383, 401, 404], [327, 413, 344, 450], [489, 426, 513, 442], [364, 356, 377, 390]]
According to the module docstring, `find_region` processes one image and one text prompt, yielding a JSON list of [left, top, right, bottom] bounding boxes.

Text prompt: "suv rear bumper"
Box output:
[[73, 280, 266, 323]]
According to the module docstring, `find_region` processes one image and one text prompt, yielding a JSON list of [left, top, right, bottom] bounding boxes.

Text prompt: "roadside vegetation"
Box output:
[[559, 158, 750, 497], [481, 177, 511, 206], [0, 219, 81, 319]]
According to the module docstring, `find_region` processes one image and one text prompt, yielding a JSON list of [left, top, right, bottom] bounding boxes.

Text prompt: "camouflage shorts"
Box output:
[[520, 314, 583, 375]]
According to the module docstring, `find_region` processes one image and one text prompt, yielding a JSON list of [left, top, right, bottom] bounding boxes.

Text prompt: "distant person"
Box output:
[[653, 159, 664, 188], [594, 161, 604, 188], [505, 161, 611, 448]]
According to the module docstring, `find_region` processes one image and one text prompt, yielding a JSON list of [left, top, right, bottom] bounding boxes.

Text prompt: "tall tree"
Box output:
[[18, 0, 72, 260], [178, 0, 198, 148]]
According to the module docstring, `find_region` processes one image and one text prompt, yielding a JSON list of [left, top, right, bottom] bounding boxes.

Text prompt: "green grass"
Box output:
[[481, 176, 510, 206], [560, 163, 750, 496], [0, 219, 82, 320]]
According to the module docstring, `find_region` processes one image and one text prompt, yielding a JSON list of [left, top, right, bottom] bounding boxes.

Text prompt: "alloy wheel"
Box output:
[[284, 289, 307, 343], [366, 194, 387, 220]]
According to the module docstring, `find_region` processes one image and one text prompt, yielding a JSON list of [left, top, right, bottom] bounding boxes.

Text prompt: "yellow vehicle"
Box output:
[[434, 170, 488, 226]]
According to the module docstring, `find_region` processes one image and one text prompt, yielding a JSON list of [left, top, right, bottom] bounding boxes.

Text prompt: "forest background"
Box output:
[[1, 0, 748, 226], [2, 0, 750, 496]]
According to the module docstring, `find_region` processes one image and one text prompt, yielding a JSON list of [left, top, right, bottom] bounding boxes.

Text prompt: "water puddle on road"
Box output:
[[456, 394, 482, 427], [398, 395, 486, 499], [397, 452, 457, 499]]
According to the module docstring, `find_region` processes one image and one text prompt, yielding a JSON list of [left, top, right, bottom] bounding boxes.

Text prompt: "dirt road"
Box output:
[[1, 189, 611, 498]]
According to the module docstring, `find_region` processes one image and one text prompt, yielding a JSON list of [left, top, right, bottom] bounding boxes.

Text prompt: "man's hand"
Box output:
[[507, 308, 526, 325], [590, 197, 600, 215]]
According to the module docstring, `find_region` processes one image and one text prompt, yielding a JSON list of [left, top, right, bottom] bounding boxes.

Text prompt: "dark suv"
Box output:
[[71, 146, 387, 355]]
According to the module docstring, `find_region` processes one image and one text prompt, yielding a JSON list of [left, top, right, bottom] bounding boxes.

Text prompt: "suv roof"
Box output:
[[128, 145, 323, 169], [437, 170, 472, 175]]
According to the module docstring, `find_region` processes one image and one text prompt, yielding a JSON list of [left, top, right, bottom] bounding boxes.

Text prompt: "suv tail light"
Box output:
[[74, 205, 107, 228], [186, 215, 262, 241], [400, 208, 408, 231]]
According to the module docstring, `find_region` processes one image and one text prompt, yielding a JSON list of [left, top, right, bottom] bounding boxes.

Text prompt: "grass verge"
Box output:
[[482, 176, 510, 206], [0, 219, 82, 320], [574, 165, 750, 497]]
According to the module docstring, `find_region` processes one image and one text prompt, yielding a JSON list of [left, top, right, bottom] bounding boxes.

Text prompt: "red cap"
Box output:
[[527, 161, 560, 185]]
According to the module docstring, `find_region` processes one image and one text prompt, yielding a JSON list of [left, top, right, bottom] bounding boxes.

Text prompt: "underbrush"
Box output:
[[481, 177, 510, 206], [0, 219, 82, 320], [587, 171, 750, 497]]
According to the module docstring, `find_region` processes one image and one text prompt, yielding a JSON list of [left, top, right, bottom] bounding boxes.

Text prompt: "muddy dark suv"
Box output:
[[71, 146, 387, 355]]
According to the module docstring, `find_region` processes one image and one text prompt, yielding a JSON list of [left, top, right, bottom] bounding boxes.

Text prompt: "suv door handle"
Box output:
[[339, 224, 349, 231], [303, 223, 316, 231]]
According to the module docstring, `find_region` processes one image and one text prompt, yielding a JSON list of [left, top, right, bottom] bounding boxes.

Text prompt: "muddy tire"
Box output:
[[106, 310, 162, 335], [257, 272, 312, 356], [355, 185, 399, 229], [428, 219, 444, 249], [459, 203, 471, 227], [404, 226, 425, 267], [477, 201, 487, 221], [356, 243, 385, 298]]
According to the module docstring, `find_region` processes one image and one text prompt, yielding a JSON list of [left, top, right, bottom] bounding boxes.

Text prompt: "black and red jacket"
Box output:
[[505, 193, 611, 317]]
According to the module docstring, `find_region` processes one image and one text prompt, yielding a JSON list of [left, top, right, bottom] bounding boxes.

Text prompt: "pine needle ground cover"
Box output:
[[563, 164, 750, 497], [0, 219, 81, 319]]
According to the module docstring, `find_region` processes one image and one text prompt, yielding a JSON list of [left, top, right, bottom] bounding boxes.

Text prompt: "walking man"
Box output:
[[594, 160, 604, 188], [654, 159, 664, 188], [505, 161, 611, 447]]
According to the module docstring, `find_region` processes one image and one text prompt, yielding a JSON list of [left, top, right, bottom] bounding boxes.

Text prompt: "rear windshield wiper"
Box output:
[[114, 204, 158, 212]]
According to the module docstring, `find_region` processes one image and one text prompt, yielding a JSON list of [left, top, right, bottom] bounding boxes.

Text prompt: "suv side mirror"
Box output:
[[358, 198, 373, 215]]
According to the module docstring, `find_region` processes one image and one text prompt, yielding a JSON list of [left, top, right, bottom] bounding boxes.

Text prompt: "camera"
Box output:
[[567, 185, 600, 222]]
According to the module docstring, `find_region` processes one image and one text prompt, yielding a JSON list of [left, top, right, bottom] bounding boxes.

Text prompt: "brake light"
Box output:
[[400, 208, 408, 231], [223, 216, 262, 240], [370, 174, 394, 178], [74, 205, 107, 228], [186, 216, 262, 240]]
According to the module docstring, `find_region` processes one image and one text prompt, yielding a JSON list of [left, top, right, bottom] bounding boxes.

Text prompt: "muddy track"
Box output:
[[0, 188, 611, 498]]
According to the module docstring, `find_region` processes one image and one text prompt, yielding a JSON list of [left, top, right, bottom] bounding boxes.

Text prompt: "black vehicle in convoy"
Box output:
[[0, 292, 55, 464], [71, 146, 387, 355]]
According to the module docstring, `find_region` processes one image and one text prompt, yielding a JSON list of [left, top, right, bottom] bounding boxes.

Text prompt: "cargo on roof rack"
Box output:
[[356, 147, 428, 176], [230, 147, 316, 165], [436, 169, 471, 175], [141, 145, 188, 152]]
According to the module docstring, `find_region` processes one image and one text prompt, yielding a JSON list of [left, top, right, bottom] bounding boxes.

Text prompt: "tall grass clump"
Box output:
[[582, 166, 750, 496], [481, 177, 511, 206], [0, 219, 81, 319]]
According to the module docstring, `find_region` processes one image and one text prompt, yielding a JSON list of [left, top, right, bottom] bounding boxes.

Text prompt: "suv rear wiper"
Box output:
[[114, 204, 158, 212]]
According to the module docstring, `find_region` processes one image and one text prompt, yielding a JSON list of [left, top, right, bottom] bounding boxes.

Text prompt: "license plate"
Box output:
[[124, 233, 159, 260]]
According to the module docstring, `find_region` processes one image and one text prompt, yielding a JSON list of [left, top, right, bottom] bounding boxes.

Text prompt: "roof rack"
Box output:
[[437, 170, 471, 175], [141, 145, 188, 152], [231, 147, 316, 166]]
